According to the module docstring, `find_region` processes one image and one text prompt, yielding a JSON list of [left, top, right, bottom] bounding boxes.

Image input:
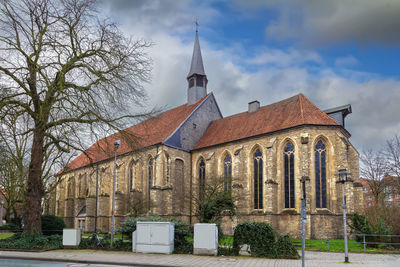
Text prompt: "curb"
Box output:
[[0, 255, 180, 267]]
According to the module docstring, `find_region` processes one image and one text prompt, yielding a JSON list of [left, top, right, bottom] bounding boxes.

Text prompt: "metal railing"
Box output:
[[326, 233, 400, 252]]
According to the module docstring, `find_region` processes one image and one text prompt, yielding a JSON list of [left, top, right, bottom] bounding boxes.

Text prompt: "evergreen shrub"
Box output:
[[0, 223, 20, 232], [41, 214, 66, 235], [232, 222, 299, 258], [233, 222, 277, 257], [275, 235, 300, 259], [0, 232, 62, 249]]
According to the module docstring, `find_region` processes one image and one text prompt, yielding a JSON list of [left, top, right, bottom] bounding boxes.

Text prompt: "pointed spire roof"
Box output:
[[187, 29, 205, 77]]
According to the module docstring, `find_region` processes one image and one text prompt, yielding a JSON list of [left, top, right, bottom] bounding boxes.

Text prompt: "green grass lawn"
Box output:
[[291, 238, 398, 253], [0, 233, 14, 240]]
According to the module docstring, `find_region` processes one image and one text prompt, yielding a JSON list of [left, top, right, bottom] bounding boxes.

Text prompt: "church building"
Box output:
[[48, 30, 363, 238]]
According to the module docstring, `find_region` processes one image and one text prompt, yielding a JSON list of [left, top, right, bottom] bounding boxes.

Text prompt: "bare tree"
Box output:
[[360, 149, 388, 204], [385, 135, 400, 192], [0, 0, 152, 234]]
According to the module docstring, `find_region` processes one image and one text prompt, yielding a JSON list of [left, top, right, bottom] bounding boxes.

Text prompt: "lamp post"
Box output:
[[110, 140, 120, 249], [300, 177, 307, 267], [0, 200, 4, 226], [337, 169, 350, 263]]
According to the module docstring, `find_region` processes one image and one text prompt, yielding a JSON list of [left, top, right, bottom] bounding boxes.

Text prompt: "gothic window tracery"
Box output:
[[315, 140, 327, 208], [253, 149, 263, 209], [199, 159, 206, 201], [224, 154, 232, 191], [284, 142, 295, 208]]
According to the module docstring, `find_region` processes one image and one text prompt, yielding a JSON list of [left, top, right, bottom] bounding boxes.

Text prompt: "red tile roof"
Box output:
[[194, 94, 340, 150], [60, 95, 207, 174]]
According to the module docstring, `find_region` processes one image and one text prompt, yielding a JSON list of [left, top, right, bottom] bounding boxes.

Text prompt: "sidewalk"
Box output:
[[0, 249, 399, 267]]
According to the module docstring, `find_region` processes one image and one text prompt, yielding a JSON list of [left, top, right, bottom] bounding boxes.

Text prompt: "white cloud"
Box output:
[[335, 55, 359, 68], [247, 48, 323, 67], [233, 0, 400, 47], [99, 0, 400, 152]]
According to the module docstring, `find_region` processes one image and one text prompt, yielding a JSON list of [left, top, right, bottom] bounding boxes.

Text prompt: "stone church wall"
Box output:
[[191, 125, 361, 238], [52, 125, 360, 238]]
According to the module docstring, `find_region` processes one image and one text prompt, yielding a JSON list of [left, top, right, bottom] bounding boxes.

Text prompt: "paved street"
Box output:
[[0, 250, 399, 267]]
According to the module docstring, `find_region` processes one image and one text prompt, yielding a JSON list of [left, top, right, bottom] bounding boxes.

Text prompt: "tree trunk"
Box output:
[[23, 127, 45, 235]]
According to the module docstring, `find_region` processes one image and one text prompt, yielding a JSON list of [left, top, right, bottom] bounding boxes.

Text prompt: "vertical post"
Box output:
[[342, 181, 349, 262], [111, 140, 120, 249], [301, 177, 307, 267], [327, 234, 330, 251], [363, 234, 366, 252]]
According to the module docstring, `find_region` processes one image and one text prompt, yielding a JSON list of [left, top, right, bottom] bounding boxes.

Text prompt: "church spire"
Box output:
[[187, 22, 207, 105]]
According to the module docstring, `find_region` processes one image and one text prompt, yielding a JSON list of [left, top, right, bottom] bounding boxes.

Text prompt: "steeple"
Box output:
[[187, 25, 207, 105]]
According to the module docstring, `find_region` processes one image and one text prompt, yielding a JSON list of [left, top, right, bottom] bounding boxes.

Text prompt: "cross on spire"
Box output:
[[195, 18, 199, 32]]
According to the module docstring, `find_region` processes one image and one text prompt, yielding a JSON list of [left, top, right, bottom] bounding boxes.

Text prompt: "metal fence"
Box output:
[[326, 233, 400, 252]]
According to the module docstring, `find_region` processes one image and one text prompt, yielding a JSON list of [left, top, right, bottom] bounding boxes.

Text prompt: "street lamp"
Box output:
[[300, 177, 307, 267], [110, 139, 120, 249], [337, 169, 350, 263]]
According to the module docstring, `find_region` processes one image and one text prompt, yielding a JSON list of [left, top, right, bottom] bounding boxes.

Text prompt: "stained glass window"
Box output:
[[254, 149, 263, 209], [199, 159, 206, 201], [224, 155, 232, 191], [284, 143, 295, 208], [315, 140, 327, 208]]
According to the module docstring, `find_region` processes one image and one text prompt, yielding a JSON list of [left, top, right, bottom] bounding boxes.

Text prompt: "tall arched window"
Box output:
[[254, 149, 263, 209], [199, 159, 206, 201], [129, 162, 135, 191], [224, 154, 232, 191], [148, 158, 153, 197], [284, 143, 295, 208], [315, 140, 327, 208]]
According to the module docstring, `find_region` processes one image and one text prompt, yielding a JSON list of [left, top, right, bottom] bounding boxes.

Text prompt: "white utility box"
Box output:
[[135, 221, 174, 254], [193, 223, 218, 255], [62, 228, 81, 247], [132, 230, 137, 252]]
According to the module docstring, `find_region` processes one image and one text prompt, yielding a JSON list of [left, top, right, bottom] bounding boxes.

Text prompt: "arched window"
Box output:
[[129, 162, 135, 191], [254, 149, 263, 209], [148, 158, 153, 195], [224, 154, 232, 191], [284, 143, 295, 208], [199, 159, 206, 201], [315, 140, 327, 208]]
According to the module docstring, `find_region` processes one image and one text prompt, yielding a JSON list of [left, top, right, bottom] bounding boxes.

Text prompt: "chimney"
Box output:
[[248, 100, 260, 113]]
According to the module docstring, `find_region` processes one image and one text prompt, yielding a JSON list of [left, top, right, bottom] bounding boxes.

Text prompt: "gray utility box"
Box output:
[[135, 221, 174, 254], [193, 223, 218, 255], [62, 228, 81, 247]]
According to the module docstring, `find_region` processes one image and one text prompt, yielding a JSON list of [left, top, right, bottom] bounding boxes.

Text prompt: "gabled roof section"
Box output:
[[60, 95, 208, 174], [187, 30, 205, 77], [194, 94, 341, 150]]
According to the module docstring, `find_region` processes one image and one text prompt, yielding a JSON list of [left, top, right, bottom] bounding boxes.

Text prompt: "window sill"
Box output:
[[280, 209, 298, 215], [315, 208, 333, 215]]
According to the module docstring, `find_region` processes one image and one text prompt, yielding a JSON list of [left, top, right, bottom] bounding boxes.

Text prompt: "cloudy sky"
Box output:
[[99, 0, 400, 151]]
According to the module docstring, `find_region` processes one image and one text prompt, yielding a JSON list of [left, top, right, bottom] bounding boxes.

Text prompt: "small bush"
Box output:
[[233, 222, 277, 257], [41, 214, 66, 235], [232, 222, 299, 259], [0, 223, 20, 232], [275, 235, 300, 259]]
